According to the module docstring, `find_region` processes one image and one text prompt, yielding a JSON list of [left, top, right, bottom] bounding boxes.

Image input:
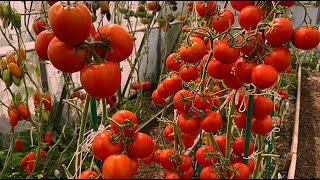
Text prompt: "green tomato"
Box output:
[[137, 5, 146, 12], [2, 18, 9, 28], [1, 4, 10, 18], [140, 18, 150, 24], [2, 69, 12, 84], [137, 11, 146, 18], [15, 92, 22, 103], [146, 14, 153, 19], [13, 13, 21, 29], [12, 75, 21, 86], [41, 110, 50, 122]]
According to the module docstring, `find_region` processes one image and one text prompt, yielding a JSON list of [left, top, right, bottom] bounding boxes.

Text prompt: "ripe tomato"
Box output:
[[162, 74, 182, 95], [152, 90, 165, 104], [230, 163, 250, 179], [32, 19, 46, 35], [147, 1, 157, 11], [181, 167, 194, 179], [92, 131, 123, 160], [8, 63, 21, 78], [130, 157, 139, 177], [207, 57, 233, 79], [94, 24, 133, 62], [223, 73, 244, 89], [79, 170, 98, 179], [160, 148, 177, 170], [231, 137, 254, 157], [6, 52, 17, 64], [40, 149, 46, 157], [179, 37, 206, 63], [194, 92, 212, 110], [196, 146, 216, 167], [102, 154, 132, 179], [163, 125, 175, 141], [173, 90, 194, 113], [234, 111, 247, 129], [211, 9, 234, 33], [240, 32, 264, 57], [35, 30, 55, 60], [251, 116, 273, 135], [231, 156, 255, 173], [154, 149, 162, 163], [131, 82, 140, 90], [177, 113, 201, 135], [292, 26, 320, 50], [230, 1, 254, 11], [47, 1, 57, 6], [141, 81, 151, 90], [17, 103, 30, 120], [212, 135, 227, 156], [252, 95, 273, 118], [251, 64, 278, 89], [191, 29, 207, 40], [195, 1, 217, 18], [80, 61, 121, 99], [278, 89, 287, 100], [214, 38, 240, 64], [264, 17, 293, 47], [200, 166, 220, 179], [234, 58, 258, 83], [111, 110, 138, 137], [127, 132, 154, 159], [238, 5, 262, 30], [15, 139, 22, 151], [9, 110, 20, 127], [178, 155, 192, 171], [44, 131, 52, 145], [43, 93, 52, 111], [179, 65, 199, 82], [141, 154, 154, 164], [48, 37, 88, 73], [165, 172, 181, 179], [48, 1, 92, 45], [166, 53, 182, 71], [157, 83, 170, 99], [200, 111, 222, 132]]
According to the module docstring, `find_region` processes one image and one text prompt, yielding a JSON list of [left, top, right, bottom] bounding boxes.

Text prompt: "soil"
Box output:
[[295, 68, 320, 178]]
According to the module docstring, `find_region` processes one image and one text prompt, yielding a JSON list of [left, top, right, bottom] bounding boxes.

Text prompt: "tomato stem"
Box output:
[[252, 135, 265, 179], [225, 89, 237, 167], [243, 84, 254, 165]]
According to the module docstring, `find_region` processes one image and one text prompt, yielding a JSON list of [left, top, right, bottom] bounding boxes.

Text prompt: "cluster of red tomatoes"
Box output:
[[131, 81, 151, 91], [33, 1, 134, 100], [19, 149, 47, 175]]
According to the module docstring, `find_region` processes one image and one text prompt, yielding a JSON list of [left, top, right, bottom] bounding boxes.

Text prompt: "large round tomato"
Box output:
[[48, 37, 88, 73], [181, 167, 194, 179], [231, 137, 254, 157], [32, 19, 46, 35], [264, 17, 293, 47], [194, 92, 212, 110], [238, 5, 262, 30], [179, 37, 206, 63], [127, 132, 154, 159], [213, 38, 240, 64], [234, 58, 258, 83], [80, 61, 121, 99], [162, 74, 182, 95], [211, 9, 234, 33], [223, 73, 244, 89], [179, 65, 199, 82], [230, 163, 250, 179], [251, 64, 278, 89], [251, 116, 273, 135], [102, 154, 132, 179], [160, 148, 177, 170], [230, 1, 254, 11], [48, 2, 92, 45], [200, 166, 220, 179], [111, 110, 138, 137], [196, 146, 216, 167], [152, 90, 165, 105], [200, 111, 222, 132], [173, 90, 194, 113], [35, 30, 55, 60], [292, 26, 320, 50], [207, 57, 233, 79], [252, 95, 273, 118], [166, 53, 182, 71], [178, 155, 192, 171], [94, 24, 133, 62], [177, 113, 201, 135], [195, 1, 217, 18], [79, 170, 99, 179], [92, 131, 123, 161]]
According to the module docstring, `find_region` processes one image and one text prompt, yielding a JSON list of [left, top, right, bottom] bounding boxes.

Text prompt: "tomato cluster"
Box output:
[[19, 149, 46, 175]]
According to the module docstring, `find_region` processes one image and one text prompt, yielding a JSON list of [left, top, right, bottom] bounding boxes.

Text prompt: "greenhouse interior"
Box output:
[[0, 1, 319, 179]]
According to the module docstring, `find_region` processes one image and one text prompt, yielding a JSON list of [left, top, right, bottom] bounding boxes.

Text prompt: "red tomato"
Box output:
[[230, 1, 254, 11], [32, 19, 46, 35], [278, 89, 287, 100], [111, 110, 138, 137], [102, 154, 132, 179], [179, 65, 199, 82], [42, 93, 52, 111], [292, 26, 320, 50], [196, 146, 216, 167], [48, 37, 88, 73], [234, 58, 258, 83], [230, 163, 250, 179], [181, 138, 195, 149], [211, 9, 234, 33], [251, 116, 273, 135], [79, 170, 98, 179], [178, 155, 192, 171], [207, 57, 233, 79], [178, 113, 201, 135], [181, 167, 194, 179], [252, 95, 273, 118], [40, 149, 46, 157], [264, 17, 293, 47], [15, 139, 22, 151], [195, 1, 217, 17], [94, 24, 133, 62], [162, 74, 182, 95], [160, 148, 177, 170], [141, 81, 151, 90], [163, 125, 175, 141], [130, 157, 139, 177], [223, 73, 244, 89], [157, 83, 170, 99], [213, 135, 227, 156], [141, 154, 154, 164], [251, 64, 278, 89], [8, 106, 20, 127], [200, 166, 220, 179], [47, 1, 57, 6], [179, 37, 206, 63], [48, 2, 92, 45], [166, 53, 182, 71], [80, 61, 121, 99], [213, 38, 240, 64], [194, 92, 212, 110], [231, 156, 255, 173], [200, 111, 222, 132], [35, 30, 55, 60], [173, 90, 194, 113], [154, 149, 162, 163], [191, 29, 207, 40], [240, 32, 264, 57], [238, 5, 262, 30], [152, 90, 166, 104], [44, 131, 52, 145], [165, 172, 181, 179], [127, 132, 154, 159], [131, 82, 140, 90], [234, 111, 247, 129], [146, 1, 157, 11], [17, 103, 30, 120], [92, 131, 123, 160], [231, 137, 254, 157]]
